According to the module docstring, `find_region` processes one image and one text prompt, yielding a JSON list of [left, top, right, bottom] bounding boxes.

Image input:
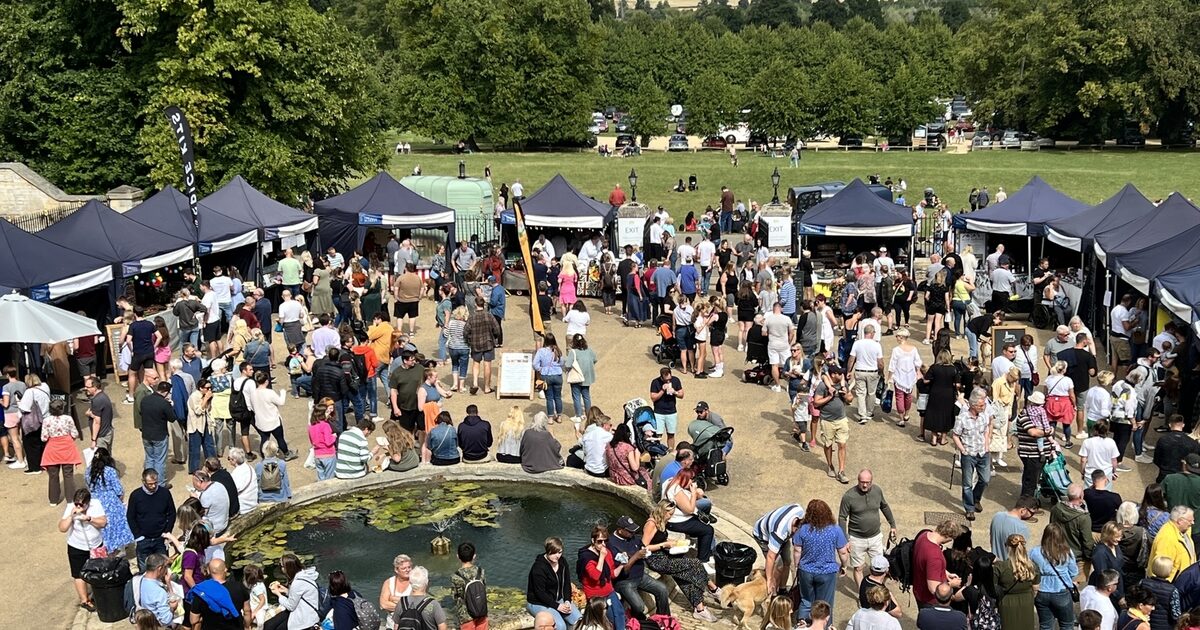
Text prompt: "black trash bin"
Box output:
[[713, 541, 757, 586], [81, 555, 133, 622]]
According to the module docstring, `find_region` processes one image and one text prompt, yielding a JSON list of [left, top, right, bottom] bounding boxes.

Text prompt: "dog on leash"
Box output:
[[717, 568, 768, 628]]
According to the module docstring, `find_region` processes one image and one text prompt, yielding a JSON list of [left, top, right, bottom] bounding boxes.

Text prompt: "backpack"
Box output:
[[229, 378, 253, 422], [351, 593, 382, 630], [884, 529, 929, 593], [394, 597, 435, 630], [456, 567, 488, 619], [340, 353, 365, 390], [260, 461, 283, 493]]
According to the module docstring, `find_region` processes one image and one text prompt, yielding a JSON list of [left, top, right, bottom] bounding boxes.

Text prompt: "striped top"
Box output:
[[778, 280, 797, 315], [754, 504, 806, 554], [335, 427, 371, 479]]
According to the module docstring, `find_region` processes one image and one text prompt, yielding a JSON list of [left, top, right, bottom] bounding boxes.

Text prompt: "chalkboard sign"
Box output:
[[496, 352, 534, 400], [105, 323, 126, 378], [991, 325, 1026, 359]]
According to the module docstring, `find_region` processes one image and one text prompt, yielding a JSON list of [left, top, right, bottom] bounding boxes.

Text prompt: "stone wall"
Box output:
[[0, 162, 102, 216]]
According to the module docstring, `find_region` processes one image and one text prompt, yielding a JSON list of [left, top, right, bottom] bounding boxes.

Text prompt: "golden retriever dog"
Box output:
[[717, 568, 768, 628]]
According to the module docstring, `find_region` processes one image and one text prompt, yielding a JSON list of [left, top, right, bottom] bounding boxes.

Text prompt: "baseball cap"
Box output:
[[694, 401, 709, 413], [1187, 453, 1200, 474], [870, 556, 889, 574], [616, 516, 640, 532]]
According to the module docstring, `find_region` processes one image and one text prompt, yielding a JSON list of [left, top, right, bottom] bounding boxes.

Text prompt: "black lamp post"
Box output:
[[458, 160, 466, 179], [771, 166, 781, 204], [628, 168, 638, 202]]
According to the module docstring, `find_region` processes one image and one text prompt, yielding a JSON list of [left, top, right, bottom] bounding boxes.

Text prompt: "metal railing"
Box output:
[[7, 203, 84, 232]]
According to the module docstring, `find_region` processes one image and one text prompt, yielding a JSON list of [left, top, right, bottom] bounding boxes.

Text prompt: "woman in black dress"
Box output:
[[734, 281, 758, 352], [708, 296, 728, 377], [924, 269, 949, 345], [922, 349, 960, 445]]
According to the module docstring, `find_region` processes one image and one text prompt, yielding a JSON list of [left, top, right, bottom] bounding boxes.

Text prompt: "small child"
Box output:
[[243, 564, 268, 626], [286, 346, 305, 397], [452, 542, 488, 630], [1078, 609, 1102, 630]]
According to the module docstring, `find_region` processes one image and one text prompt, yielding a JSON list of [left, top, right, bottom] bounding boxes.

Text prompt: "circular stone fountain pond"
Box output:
[[227, 471, 648, 622]]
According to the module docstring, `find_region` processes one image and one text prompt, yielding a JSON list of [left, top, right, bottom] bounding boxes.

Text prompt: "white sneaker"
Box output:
[[1145, 443, 1156, 451], [995, 458, 1008, 467], [1116, 464, 1133, 473], [770, 385, 782, 393], [1135, 454, 1154, 464], [737, 344, 746, 352], [710, 369, 723, 378], [7, 460, 25, 469], [123, 395, 134, 404]]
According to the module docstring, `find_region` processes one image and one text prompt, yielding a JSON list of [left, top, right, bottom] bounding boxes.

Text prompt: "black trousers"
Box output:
[[493, 314, 504, 346], [991, 290, 1010, 312], [1020, 456, 1042, 499]]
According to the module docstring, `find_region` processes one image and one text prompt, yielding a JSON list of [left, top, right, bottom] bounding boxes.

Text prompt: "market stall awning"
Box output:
[[1045, 183, 1155, 251], [1156, 267, 1200, 332], [519, 174, 615, 229], [1093, 193, 1200, 266], [798, 178, 914, 237], [37, 199, 195, 277], [0, 219, 113, 300], [952, 176, 1089, 236], [314, 171, 457, 254], [125, 186, 260, 254], [0, 292, 101, 343], [200, 175, 317, 239]]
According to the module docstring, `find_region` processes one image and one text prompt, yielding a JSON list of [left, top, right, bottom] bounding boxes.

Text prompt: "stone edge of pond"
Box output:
[[78, 464, 761, 630]]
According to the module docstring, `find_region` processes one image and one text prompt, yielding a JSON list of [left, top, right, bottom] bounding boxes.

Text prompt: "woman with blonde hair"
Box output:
[[1045, 360, 1078, 447], [227, 318, 252, 361], [708, 295, 729, 377], [991, 366, 1020, 467], [886, 327, 922, 428], [923, 269, 949, 345], [994, 533, 1039, 628], [558, 257, 578, 315], [308, 398, 337, 480], [757, 277, 777, 316], [444, 305, 471, 392], [1084, 370, 1115, 434], [640, 500, 719, 622], [760, 595, 794, 630], [495, 406, 526, 464], [379, 419, 418, 472], [1091, 521, 1126, 603]]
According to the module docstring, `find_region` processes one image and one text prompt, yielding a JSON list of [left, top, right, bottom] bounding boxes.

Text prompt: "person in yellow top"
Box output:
[[951, 274, 975, 337], [1148, 506, 1196, 580], [368, 311, 396, 402]]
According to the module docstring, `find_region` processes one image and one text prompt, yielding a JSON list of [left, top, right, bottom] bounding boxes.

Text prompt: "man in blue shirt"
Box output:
[[608, 516, 672, 620], [180, 343, 204, 384], [488, 275, 506, 347], [658, 443, 713, 513], [136, 554, 177, 626], [677, 258, 699, 302], [650, 261, 677, 321]]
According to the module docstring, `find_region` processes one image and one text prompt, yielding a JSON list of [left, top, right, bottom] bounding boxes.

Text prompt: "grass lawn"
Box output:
[[384, 146, 1200, 222]]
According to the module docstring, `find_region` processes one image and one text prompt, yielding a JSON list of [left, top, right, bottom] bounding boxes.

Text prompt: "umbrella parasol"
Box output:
[[0, 292, 101, 344]]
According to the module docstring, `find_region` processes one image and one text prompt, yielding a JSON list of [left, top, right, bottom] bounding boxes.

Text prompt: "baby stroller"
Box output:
[[652, 313, 681, 368], [691, 424, 734, 489], [1037, 452, 1072, 509], [743, 323, 770, 385], [687, 174, 698, 191], [624, 398, 668, 468]]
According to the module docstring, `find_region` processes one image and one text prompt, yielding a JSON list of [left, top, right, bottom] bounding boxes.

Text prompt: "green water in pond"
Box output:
[[229, 481, 644, 615]]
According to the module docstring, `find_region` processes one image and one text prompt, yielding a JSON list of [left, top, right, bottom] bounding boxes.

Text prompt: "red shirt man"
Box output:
[[609, 184, 626, 207], [912, 521, 963, 606]]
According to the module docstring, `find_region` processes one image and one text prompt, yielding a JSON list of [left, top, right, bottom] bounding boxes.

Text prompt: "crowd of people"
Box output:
[[14, 176, 1200, 630]]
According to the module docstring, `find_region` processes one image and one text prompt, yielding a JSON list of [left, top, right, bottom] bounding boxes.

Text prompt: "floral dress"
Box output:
[[86, 465, 135, 551]]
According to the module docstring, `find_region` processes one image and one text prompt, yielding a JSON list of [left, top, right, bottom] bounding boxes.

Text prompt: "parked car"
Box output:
[[1117, 126, 1146, 146], [588, 123, 601, 135], [667, 134, 689, 151], [719, 123, 750, 144], [950, 98, 971, 120], [887, 135, 914, 147], [616, 121, 631, 133], [701, 136, 728, 149], [954, 119, 976, 133], [926, 134, 946, 149], [604, 107, 617, 120], [615, 133, 636, 148], [999, 130, 1023, 146], [746, 133, 770, 149], [838, 135, 864, 147]]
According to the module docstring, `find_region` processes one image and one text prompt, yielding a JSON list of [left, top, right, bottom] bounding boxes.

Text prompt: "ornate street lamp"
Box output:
[[628, 168, 638, 202], [771, 166, 781, 204], [458, 160, 466, 179]]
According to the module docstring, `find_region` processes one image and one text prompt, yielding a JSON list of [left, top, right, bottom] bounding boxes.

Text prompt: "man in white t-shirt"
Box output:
[[872, 248, 894, 277], [208, 266, 233, 323], [1153, 322, 1181, 354], [1080, 571, 1120, 630], [510, 179, 525, 200], [1109, 294, 1135, 373], [201, 282, 223, 358], [1080, 423, 1120, 482], [985, 244, 1006, 275], [992, 343, 1017, 382], [847, 324, 884, 424], [534, 234, 556, 261], [858, 307, 883, 339], [697, 237, 716, 295], [675, 236, 696, 272], [648, 217, 665, 261], [763, 302, 796, 394]]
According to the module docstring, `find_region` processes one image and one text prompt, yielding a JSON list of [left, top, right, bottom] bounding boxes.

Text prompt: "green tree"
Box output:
[[815, 54, 879, 139], [808, 0, 850, 28], [626, 77, 670, 145], [746, 0, 800, 29], [743, 60, 816, 140], [846, 0, 884, 29], [940, 0, 971, 31], [387, 0, 601, 149], [588, 0, 616, 20], [876, 62, 943, 139], [684, 70, 742, 138]]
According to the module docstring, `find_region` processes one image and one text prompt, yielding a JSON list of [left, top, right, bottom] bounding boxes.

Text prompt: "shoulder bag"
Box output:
[[1020, 346, 1040, 386], [566, 353, 585, 385], [1047, 557, 1080, 602]]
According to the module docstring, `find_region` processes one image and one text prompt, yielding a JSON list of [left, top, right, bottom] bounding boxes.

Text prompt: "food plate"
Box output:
[[668, 542, 692, 555]]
